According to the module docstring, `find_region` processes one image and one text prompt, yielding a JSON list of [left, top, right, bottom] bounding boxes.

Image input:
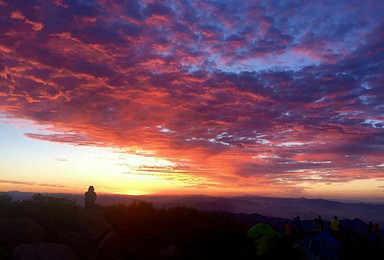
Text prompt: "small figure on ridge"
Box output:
[[367, 221, 374, 243], [284, 221, 293, 238], [85, 186, 97, 208], [317, 215, 324, 233], [293, 216, 301, 236], [331, 216, 340, 240], [373, 223, 381, 246]]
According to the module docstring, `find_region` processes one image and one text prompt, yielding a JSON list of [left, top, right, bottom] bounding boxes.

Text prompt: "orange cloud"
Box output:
[[1, 0, 384, 196], [10, 10, 44, 31]]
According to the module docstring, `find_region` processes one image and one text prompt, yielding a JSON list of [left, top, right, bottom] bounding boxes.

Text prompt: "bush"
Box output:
[[0, 194, 12, 215], [103, 202, 249, 259]]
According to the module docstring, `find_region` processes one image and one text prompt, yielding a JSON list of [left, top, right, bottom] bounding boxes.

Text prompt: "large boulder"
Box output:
[[59, 231, 92, 259], [0, 245, 11, 260], [158, 244, 179, 258], [11, 243, 79, 260], [90, 230, 123, 260], [0, 218, 46, 246], [79, 209, 113, 243]]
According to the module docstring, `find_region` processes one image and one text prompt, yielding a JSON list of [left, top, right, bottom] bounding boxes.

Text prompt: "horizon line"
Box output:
[[2, 190, 384, 204]]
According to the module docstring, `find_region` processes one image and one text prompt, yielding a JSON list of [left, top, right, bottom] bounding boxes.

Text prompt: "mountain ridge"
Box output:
[[2, 191, 383, 228]]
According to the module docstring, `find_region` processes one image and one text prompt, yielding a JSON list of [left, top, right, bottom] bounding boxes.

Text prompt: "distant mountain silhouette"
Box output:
[[3, 191, 384, 228]]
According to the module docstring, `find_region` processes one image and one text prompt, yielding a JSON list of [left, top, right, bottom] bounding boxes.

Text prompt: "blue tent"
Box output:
[[297, 231, 340, 260], [316, 231, 340, 248]]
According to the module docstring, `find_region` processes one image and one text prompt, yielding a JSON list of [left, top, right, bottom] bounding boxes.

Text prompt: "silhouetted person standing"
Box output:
[[373, 223, 381, 246], [284, 221, 293, 238], [368, 221, 374, 243], [331, 216, 340, 240], [85, 186, 97, 208], [312, 218, 319, 234], [318, 215, 324, 233], [293, 216, 301, 236]]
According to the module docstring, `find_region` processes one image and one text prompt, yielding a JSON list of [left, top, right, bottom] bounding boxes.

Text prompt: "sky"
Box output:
[[0, 0, 384, 201]]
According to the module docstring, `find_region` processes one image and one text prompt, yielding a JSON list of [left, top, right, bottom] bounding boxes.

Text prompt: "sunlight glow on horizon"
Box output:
[[1, 118, 384, 201]]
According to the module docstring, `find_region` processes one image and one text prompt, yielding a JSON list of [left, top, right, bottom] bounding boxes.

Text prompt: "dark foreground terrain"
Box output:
[[0, 193, 383, 259]]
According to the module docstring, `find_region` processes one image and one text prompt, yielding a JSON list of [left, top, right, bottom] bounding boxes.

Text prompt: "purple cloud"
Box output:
[[0, 0, 383, 189]]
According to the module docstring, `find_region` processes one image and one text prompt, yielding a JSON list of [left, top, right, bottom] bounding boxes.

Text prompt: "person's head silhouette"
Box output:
[[88, 186, 95, 192]]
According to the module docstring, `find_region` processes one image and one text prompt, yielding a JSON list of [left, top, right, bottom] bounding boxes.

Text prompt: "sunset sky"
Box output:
[[1, 0, 384, 201]]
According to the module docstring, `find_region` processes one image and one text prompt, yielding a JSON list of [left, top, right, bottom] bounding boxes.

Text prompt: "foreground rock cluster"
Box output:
[[0, 209, 123, 260]]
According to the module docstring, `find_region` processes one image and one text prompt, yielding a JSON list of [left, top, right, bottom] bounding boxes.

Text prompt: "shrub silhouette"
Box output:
[[0, 194, 12, 216], [103, 202, 249, 259]]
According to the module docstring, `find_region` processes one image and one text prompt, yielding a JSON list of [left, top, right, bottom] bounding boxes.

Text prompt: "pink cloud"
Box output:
[[1, 0, 384, 193]]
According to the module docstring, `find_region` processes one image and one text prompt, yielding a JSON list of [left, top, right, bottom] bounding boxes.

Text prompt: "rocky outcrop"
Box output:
[[59, 231, 92, 259], [0, 218, 46, 246], [79, 208, 113, 243], [0, 210, 122, 259], [90, 230, 123, 260], [11, 243, 79, 260], [158, 244, 179, 257]]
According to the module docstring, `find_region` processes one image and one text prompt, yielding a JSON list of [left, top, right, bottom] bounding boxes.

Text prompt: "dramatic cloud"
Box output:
[[0, 179, 68, 188], [1, 0, 384, 191]]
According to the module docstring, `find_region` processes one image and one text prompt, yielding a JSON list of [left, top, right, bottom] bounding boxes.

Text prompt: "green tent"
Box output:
[[247, 223, 281, 239]]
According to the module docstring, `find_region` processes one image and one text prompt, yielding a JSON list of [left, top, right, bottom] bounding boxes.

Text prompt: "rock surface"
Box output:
[[11, 243, 79, 260], [79, 209, 113, 243], [59, 231, 92, 259], [90, 230, 123, 260], [0, 218, 46, 246]]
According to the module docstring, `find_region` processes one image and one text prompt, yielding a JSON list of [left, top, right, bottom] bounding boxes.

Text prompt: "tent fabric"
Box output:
[[297, 233, 340, 260], [254, 237, 276, 256], [247, 223, 281, 239], [294, 244, 319, 260], [316, 231, 341, 248]]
